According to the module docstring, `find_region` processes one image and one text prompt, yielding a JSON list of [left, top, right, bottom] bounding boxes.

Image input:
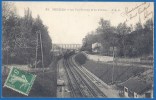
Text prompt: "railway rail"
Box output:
[[63, 55, 107, 97]]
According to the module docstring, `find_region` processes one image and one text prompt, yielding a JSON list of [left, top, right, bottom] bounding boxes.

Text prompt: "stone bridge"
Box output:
[[51, 44, 82, 52]]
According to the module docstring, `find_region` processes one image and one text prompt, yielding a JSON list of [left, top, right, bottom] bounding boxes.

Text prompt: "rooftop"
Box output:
[[121, 78, 152, 95]]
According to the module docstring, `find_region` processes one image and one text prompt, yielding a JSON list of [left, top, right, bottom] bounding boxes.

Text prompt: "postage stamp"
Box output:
[[4, 67, 36, 96]]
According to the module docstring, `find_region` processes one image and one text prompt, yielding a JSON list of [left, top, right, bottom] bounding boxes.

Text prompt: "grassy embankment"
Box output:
[[75, 53, 148, 85]]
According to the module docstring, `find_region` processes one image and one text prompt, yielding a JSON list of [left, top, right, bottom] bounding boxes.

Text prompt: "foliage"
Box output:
[[82, 18, 153, 57], [2, 2, 52, 67], [75, 53, 87, 65]]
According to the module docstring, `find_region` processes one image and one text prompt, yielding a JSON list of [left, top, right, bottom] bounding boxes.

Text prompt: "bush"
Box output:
[[75, 53, 87, 65]]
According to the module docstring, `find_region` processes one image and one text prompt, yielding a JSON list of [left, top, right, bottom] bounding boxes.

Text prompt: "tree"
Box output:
[[143, 19, 153, 55], [116, 22, 131, 57], [82, 19, 118, 55], [82, 17, 153, 58], [2, 2, 16, 25], [135, 22, 143, 31], [2, 6, 52, 67], [144, 19, 153, 31], [81, 32, 96, 52], [97, 19, 118, 55], [32, 15, 52, 67], [2, 2, 19, 64], [125, 19, 153, 57]]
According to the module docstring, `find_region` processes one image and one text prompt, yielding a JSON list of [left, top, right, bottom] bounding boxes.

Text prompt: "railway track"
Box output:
[[63, 55, 107, 97], [71, 55, 109, 89], [63, 59, 85, 97], [69, 56, 107, 97]]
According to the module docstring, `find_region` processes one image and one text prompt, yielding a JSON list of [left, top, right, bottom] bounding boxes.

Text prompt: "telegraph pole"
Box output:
[[39, 31, 44, 73], [112, 46, 115, 84], [111, 36, 116, 84], [35, 32, 38, 71]]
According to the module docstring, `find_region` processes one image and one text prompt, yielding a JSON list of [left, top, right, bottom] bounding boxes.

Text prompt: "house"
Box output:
[[120, 78, 153, 98], [92, 42, 102, 53]]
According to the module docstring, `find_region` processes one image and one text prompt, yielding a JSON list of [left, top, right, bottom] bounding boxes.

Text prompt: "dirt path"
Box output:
[[57, 59, 71, 98], [106, 62, 153, 69]]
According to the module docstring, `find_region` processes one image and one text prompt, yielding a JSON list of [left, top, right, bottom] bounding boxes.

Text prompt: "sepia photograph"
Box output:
[[2, 1, 154, 98]]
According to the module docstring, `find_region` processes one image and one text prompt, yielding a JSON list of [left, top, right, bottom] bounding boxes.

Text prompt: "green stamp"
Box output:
[[4, 67, 36, 96]]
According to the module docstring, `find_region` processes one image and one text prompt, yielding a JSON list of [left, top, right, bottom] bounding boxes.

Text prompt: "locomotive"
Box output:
[[63, 50, 75, 59]]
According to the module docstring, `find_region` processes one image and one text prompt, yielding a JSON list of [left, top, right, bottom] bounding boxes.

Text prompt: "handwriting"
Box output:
[[121, 2, 153, 22], [144, 9, 153, 19], [130, 13, 137, 20], [124, 2, 146, 15], [138, 3, 150, 14]]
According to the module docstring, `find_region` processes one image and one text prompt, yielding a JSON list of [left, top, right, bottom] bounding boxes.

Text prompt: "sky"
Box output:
[[13, 2, 154, 44]]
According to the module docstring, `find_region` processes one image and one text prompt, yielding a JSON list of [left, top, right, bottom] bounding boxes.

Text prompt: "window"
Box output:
[[145, 93, 151, 98], [125, 87, 128, 92]]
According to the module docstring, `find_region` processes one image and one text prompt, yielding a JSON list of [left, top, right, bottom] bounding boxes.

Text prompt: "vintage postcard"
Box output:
[[2, 1, 154, 98]]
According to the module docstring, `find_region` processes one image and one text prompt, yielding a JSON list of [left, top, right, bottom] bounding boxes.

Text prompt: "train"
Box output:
[[63, 50, 75, 59]]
